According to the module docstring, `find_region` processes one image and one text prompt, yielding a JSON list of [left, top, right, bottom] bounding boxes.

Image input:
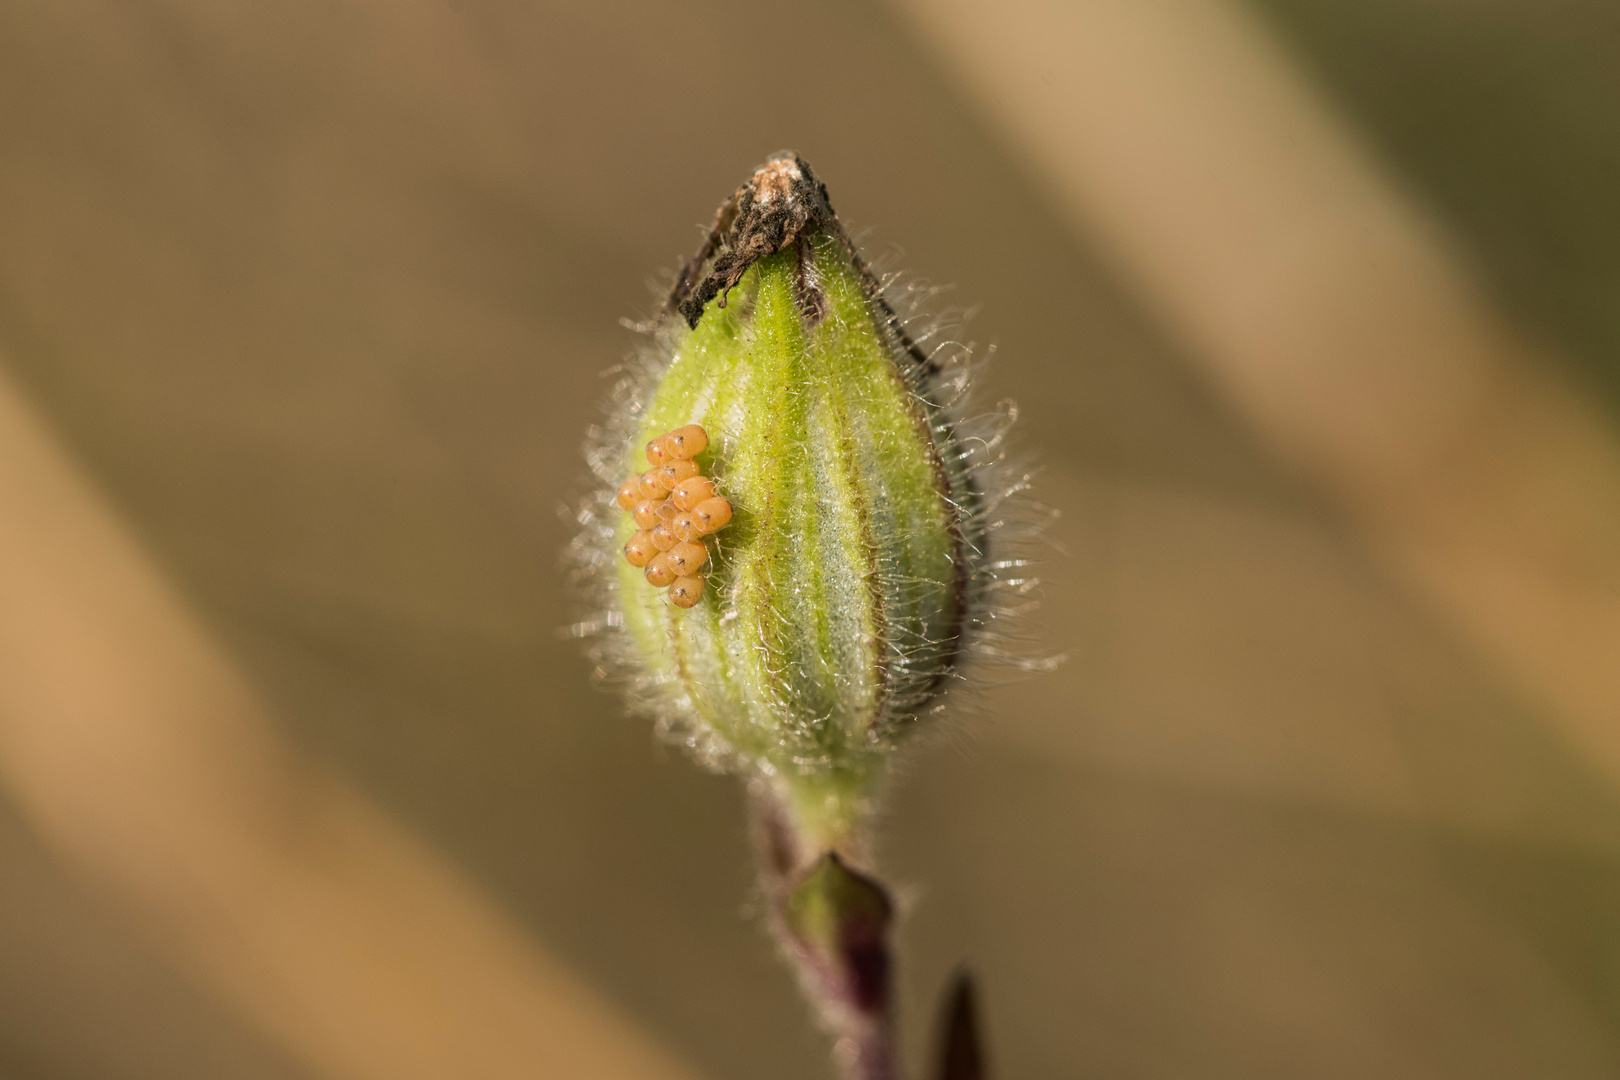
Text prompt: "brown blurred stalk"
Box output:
[[0, 359, 699, 1080], [890, 0, 1620, 785]]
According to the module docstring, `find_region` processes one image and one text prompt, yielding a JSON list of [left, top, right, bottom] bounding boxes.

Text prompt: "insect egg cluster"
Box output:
[[614, 424, 733, 608]]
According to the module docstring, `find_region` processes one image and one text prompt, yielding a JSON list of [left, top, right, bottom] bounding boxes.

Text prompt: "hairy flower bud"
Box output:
[[572, 154, 1038, 845]]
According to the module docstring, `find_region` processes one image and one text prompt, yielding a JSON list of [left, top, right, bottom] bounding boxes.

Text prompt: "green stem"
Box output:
[[777, 770, 871, 854]]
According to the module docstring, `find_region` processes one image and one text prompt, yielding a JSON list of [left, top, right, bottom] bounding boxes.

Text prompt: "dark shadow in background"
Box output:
[[1251, 0, 1620, 413]]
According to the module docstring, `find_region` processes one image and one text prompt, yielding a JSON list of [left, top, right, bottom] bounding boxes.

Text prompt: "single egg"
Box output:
[[623, 531, 655, 567], [637, 469, 666, 500], [658, 458, 700, 490], [692, 497, 732, 533], [645, 551, 678, 587], [668, 575, 705, 608], [666, 541, 709, 576], [636, 500, 670, 530], [671, 511, 704, 542], [671, 475, 717, 511], [664, 424, 709, 461]]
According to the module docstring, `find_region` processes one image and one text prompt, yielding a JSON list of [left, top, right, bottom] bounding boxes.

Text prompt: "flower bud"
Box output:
[[573, 154, 1039, 845]]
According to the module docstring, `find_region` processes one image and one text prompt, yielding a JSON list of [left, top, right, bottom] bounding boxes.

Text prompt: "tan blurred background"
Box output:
[[0, 1, 1618, 1077]]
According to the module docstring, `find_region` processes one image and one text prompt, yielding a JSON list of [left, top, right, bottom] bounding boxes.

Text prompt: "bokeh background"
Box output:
[[0, 1, 1618, 1077]]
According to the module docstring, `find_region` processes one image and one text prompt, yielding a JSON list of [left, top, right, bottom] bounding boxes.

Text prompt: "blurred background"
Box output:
[[0, 0, 1618, 1077]]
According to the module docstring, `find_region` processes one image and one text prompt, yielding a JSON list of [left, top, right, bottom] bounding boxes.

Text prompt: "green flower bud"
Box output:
[[572, 154, 1036, 846]]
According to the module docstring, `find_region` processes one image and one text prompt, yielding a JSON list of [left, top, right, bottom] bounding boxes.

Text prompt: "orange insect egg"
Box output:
[[664, 424, 709, 461], [670, 510, 704, 543], [692, 496, 733, 533], [649, 523, 679, 551], [657, 500, 680, 521], [665, 541, 709, 576], [615, 479, 639, 511], [668, 575, 705, 608], [645, 436, 671, 467], [632, 499, 666, 530], [670, 475, 716, 511], [636, 469, 666, 501], [657, 458, 700, 490], [623, 531, 655, 567], [644, 551, 677, 587]]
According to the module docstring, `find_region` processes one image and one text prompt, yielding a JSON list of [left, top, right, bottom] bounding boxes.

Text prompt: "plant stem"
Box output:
[[750, 782, 901, 1080]]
